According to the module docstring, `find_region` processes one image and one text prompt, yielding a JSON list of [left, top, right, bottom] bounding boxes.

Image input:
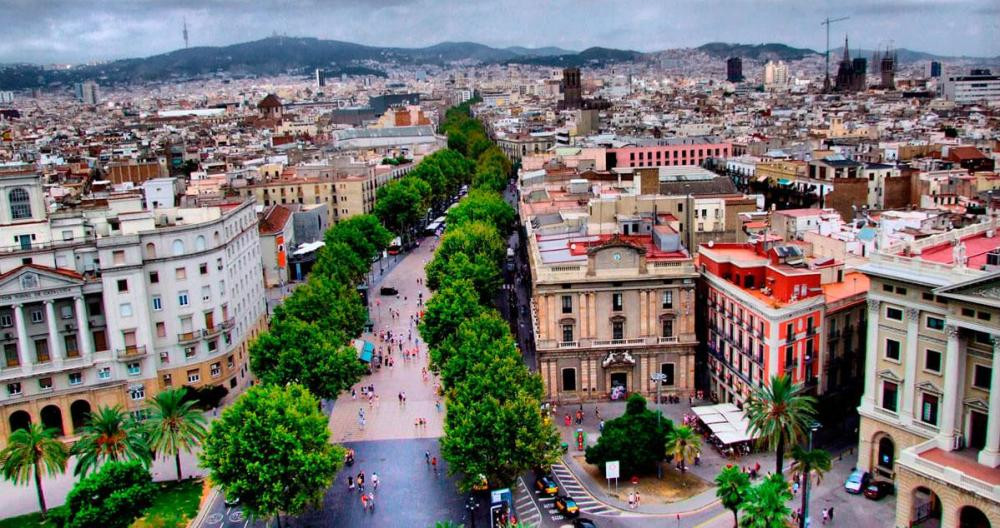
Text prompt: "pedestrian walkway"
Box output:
[[327, 238, 444, 442], [550, 463, 620, 516]]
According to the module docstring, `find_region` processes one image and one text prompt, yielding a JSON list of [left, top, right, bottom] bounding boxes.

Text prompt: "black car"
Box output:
[[553, 495, 580, 517], [534, 474, 558, 496], [379, 286, 398, 295], [573, 519, 598, 528], [863, 480, 895, 500]]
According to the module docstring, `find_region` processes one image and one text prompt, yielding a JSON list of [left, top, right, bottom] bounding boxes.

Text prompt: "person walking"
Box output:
[[635, 491, 641, 507], [627, 491, 635, 509], [372, 472, 379, 491], [348, 475, 354, 490]]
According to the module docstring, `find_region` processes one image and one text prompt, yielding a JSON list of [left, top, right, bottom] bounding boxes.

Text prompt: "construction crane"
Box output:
[[183, 17, 189, 49], [821, 16, 850, 91]]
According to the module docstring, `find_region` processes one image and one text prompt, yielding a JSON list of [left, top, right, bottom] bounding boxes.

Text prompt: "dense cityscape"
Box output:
[[0, 2, 998, 528]]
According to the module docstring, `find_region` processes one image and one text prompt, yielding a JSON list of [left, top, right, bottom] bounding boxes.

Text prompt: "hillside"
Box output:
[[697, 42, 820, 61]]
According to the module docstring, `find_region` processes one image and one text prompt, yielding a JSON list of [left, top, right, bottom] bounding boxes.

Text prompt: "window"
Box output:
[[661, 319, 674, 338], [961, 307, 975, 317], [112, 250, 125, 265], [612, 292, 623, 311], [201, 285, 211, 302], [195, 235, 206, 251], [130, 386, 145, 401], [217, 258, 223, 270], [924, 349, 942, 373], [172, 239, 185, 256], [7, 382, 21, 395], [662, 291, 673, 309], [127, 362, 141, 376], [882, 381, 898, 412], [178, 291, 189, 307], [152, 296, 162, 311], [883, 284, 893, 292], [30, 310, 43, 323], [149, 271, 159, 283], [34, 339, 49, 363], [612, 320, 624, 340], [38, 377, 52, 390], [920, 393, 939, 425], [88, 302, 101, 316], [0, 314, 10, 327], [163, 374, 172, 387], [9, 188, 32, 219], [199, 263, 208, 275], [973, 364, 992, 390], [922, 292, 935, 301], [116, 279, 128, 292], [184, 346, 196, 359], [211, 362, 221, 377], [175, 267, 186, 280], [119, 303, 133, 317], [895, 286, 907, 295], [885, 307, 903, 321], [207, 339, 218, 352], [97, 367, 111, 380], [561, 295, 572, 314], [68, 372, 82, 385], [660, 363, 675, 386], [145, 242, 156, 258], [977, 311, 992, 322], [561, 368, 577, 391], [885, 339, 901, 361], [155, 322, 166, 337], [62, 230, 73, 241], [60, 305, 72, 319], [227, 355, 234, 369], [562, 324, 574, 343], [187, 369, 201, 383], [926, 316, 945, 331]]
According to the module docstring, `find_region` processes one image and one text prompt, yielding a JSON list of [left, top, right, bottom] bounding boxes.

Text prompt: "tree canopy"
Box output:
[[374, 176, 431, 239], [272, 275, 366, 341], [745, 374, 817, 474], [419, 279, 484, 350], [446, 189, 515, 237], [200, 383, 342, 521], [585, 394, 672, 477], [323, 214, 393, 265], [54, 461, 156, 528]]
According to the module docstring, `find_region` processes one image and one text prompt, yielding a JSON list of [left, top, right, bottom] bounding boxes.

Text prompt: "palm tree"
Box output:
[[0, 423, 69, 517], [665, 425, 701, 473], [715, 465, 750, 527], [744, 374, 817, 475], [740, 473, 792, 528], [71, 404, 150, 476], [790, 444, 832, 527], [146, 387, 208, 481]]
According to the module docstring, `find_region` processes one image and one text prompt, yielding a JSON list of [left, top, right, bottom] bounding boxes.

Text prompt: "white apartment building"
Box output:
[[939, 70, 1000, 104], [764, 61, 789, 90], [0, 167, 268, 445]]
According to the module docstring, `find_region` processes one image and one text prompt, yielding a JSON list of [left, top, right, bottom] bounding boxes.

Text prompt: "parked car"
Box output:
[[844, 469, 871, 494], [223, 494, 240, 507], [573, 519, 598, 528], [379, 286, 398, 296], [534, 474, 559, 496], [864, 480, 895, 500], [554, 495, 580, 517]]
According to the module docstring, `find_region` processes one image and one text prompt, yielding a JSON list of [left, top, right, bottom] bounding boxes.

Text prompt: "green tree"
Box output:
[[250, 317, 366, 401], [441, 369, 559, 491], [447, 131, 468, 156], [789, 444, 832, 523], [419, 279, 483, 350], [55, 460, 156, 528], [425, 251, 502, 305], [71, 405, 150, 477], [467, 133, 492, 162], [745, 374, 817, 475], [739, 473, 792, 528], [313, 240, 369, 285], [374, 177, 431, 241], [428, 221, 506, 283], [472, 163, 508, 193], [0, 423, 68, 517], [145, 387, 208, 481], [434, 311, 513, 384], [446, 189, 515, 236], [585, 394, 672, 477], [477, 146, 513, 177], [200, 383, 342, 523], [665, 425, 701, 473], [274, 275, 366, 340], [324, 214, 393, 265], [715, 465, 751, 528]]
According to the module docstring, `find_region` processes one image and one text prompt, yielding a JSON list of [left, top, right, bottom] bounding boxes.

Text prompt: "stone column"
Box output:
[[578, 292, 588, 338], [44, 300, 62, 362], [638, 291, 648, 336], [977, 336, 1000, 467], [861, 298, 881, 409], [900, 307, 920, 425], [588, 292, 598, 340], [12, 303, 30, 372], [937, 325, 961, 450], [74, 296, 93, 357]]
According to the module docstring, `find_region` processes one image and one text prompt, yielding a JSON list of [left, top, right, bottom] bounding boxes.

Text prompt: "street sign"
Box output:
[[490, 488, 511, 505], [605, 460, 620, 479]]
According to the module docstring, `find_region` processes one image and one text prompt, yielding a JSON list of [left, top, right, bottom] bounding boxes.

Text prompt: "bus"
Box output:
[[387, 237, 403, 255]]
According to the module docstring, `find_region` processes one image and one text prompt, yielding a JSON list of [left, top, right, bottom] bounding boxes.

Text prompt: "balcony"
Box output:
[[537, 336, 688, 350], [592, 338, 645, 348], [785, 332, 797, 344], [0, 234, 96, 255], [115, 345, 147, 360], [177, 331, 201, 344], [899, 439, 1000, 503], [204, 318, 236, 338], [658, 336, 679, 344]]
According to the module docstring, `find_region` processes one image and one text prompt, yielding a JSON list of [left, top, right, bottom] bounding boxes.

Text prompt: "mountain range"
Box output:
[[0, 37, 993, 90]]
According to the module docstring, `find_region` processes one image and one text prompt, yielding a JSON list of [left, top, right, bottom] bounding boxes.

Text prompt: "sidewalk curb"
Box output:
[[189, 485, 220, 528]]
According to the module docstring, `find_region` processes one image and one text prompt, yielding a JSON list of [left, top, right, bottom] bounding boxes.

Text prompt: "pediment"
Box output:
[[877, 369, 902, 382], [916, 381, 942, 395], [0, 265, 84, 298]]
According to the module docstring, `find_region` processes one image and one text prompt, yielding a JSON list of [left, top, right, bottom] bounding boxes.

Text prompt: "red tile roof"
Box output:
[[258, 205, 292, 235], [0, 263, 83, 282]]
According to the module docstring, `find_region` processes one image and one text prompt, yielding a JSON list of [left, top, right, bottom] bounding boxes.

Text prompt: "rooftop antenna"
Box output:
[[183, 17, 189, 49], [821, 15, 850, 92]]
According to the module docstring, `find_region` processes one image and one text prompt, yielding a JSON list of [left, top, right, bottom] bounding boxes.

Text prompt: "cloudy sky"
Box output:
[[1, 0, 997, 64]]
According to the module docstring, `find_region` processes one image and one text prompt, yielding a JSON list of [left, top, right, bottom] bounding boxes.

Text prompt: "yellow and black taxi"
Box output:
[[534, 474, 559, 496], [554, 495, 580, 517]]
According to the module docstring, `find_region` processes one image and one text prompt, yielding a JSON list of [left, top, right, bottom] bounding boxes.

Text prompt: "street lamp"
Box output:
[[466, 495, 479, 528], [800, 420, 822, 528], [650, 372, 667, 479]]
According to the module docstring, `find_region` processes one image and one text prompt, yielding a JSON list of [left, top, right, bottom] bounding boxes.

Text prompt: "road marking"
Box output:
[[205, 513, 224, 525], [693, 511, 730, 528]]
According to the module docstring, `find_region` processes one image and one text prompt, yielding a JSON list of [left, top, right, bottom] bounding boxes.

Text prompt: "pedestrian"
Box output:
[[793, 480, 800, 494], [425, 451, 430, 464], [351, 388, 356, 400], [372, 473, 379, 490], [431, 456, 438, 474], [361, 493, 368, 510], [348, 475, 354, 490], [822, 508, 828, 524], [828, 507, 833, 521], [436, 400, 442, 412], [628, 491, 635, 509], [599, 419, 605, 432]]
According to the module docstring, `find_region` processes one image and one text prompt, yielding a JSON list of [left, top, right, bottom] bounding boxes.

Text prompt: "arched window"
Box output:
[[195, 235, 206, 251], [9, 188, 31, 220], [172, 239, 185, 256], [145, 243, 157, 259], [213, 231, 221, 245]]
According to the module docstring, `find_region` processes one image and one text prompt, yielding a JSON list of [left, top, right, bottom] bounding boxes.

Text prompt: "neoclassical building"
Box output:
[[0, 166, 268, 445]]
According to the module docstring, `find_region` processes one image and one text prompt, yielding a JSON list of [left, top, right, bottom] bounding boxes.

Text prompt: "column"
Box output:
[[588, 292, 598, 339], [548, 295, 557, 342], [74, 296, 93, 358], [977, 337, 1000, 467], [44, 300, 62, 362], [937, 325, 961, 450], [638, 291, 648, 336], [899, 307, 920, 425], [12, 304, 30, 373], [536, 294, 547, 341], [861, 299, 880, 409]]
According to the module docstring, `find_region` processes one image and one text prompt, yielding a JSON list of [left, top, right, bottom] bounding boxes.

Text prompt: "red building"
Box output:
[[698, 240, 868, 406], [609, 137, 732, 169]]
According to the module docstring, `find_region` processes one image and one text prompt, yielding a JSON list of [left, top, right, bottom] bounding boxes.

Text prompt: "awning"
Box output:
[[777, 178, 792, 186], [692, 403, 758, 445], [354, 340, 374, 363], [756, 175, 768, 182]]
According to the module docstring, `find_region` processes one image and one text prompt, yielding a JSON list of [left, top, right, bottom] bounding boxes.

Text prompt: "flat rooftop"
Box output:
[[913, 231, 1000, 270]]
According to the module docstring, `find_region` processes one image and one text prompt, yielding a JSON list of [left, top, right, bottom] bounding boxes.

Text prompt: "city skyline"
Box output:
[[0, 0, 998, 64]]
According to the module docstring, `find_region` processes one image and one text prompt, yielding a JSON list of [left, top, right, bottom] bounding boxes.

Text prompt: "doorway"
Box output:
[[610, 372, 628, 401], [969, 410, 988, 450]]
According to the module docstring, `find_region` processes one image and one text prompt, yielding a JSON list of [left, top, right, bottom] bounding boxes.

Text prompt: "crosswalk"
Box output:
[[514, 477, 544, 526], [550, 463, 620, 516]]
